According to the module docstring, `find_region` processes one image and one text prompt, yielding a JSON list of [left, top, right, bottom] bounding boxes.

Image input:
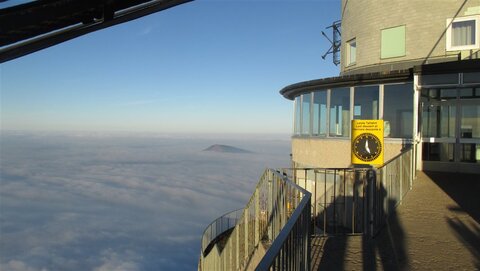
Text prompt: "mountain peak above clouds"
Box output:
[[203, 144, 252, 153]]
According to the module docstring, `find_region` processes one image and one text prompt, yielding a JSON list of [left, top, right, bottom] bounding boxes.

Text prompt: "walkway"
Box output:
[[312, 171, 480, 270]]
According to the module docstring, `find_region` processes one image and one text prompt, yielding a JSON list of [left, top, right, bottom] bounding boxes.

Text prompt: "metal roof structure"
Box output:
[[0, 0, 193, 63]]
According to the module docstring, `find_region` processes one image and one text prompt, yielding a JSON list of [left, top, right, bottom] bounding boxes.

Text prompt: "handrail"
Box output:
[[372, 147, 415, 235], [199, 168, 312, 271], [280, 147, 415, 236], [255, 174, 311, 270], [201, 208, 243, 256], [378, 146, 413, 168], [198, 147, 415, 270]]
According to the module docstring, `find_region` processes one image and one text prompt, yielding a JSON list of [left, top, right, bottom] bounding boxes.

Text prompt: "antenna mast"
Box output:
[[321, 20, 341, 66]]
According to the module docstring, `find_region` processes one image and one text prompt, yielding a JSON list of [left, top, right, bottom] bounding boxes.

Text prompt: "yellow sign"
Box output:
[[351, 120, 384, 165]]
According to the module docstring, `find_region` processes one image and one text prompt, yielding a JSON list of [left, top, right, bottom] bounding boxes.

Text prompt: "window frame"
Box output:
[[346, 38, 356, 66], [312, 90, 328, 136], [380, 25, 406, 59], [301, 93, 312, 136], [291, 82, 415, 140], [446, 15, 480, 51]]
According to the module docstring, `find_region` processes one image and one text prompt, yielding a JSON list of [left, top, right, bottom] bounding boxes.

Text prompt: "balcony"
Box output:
[[199, 148, 415, 270]]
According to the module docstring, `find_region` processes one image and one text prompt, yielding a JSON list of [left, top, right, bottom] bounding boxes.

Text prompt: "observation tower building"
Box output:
[[199, 1, 479, 270], [282, 0, 480, 173]]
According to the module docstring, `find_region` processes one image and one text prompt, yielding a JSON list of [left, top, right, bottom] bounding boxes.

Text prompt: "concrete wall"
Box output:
[[292, 137, 406, 168], [340, 0, 480, 75]]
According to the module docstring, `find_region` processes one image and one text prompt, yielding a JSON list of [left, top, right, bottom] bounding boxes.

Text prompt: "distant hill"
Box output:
[[203, 144, 252, 154]]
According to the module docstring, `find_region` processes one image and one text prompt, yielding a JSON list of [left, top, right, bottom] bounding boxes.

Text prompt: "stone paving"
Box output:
[[312, 171, 480, 271]]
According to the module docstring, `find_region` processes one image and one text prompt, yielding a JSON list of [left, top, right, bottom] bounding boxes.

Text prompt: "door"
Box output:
[[421, 88, 480, 172]]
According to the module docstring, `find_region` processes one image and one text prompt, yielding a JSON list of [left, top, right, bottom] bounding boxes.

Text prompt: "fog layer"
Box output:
[[0, 132, 290, 270]]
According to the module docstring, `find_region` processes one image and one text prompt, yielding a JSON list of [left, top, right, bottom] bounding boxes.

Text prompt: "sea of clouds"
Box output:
[[0, 132, 291, 271]]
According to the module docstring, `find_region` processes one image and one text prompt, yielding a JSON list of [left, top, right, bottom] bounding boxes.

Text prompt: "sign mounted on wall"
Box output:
[[351, 120, 384, 166]]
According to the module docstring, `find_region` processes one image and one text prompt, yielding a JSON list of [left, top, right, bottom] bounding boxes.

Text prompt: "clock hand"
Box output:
[[365, 140, 371, 154]]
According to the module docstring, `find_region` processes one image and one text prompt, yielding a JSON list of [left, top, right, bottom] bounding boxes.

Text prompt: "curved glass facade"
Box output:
[[313, 90, 327, 136], [293, 82, 414, 139]]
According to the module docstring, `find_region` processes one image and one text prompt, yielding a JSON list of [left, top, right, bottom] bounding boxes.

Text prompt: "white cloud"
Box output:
[[0, 133, 290, 270], [93, 249, 141, 271], [1, 260, 48, 271], [139, 26, 153, 36]]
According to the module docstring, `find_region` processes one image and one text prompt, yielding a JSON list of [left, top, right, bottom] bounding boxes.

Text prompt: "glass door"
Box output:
[[422, 89, 457, 163], [458, 88, 480, 163], [421, 88, 480, 170]]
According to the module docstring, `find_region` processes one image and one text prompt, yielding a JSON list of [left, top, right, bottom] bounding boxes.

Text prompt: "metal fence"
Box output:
[[255, 182, 311, 271], [198, 148, 414, 270], [282, 168, 368, 235], [282, 147, 414, 237], [201, 209, 243, 257], [372, 147, 414, 235], [199, 169, 311, 271]]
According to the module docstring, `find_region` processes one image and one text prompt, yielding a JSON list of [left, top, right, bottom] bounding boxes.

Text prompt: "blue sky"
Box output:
[[1, 0, 341, 134]]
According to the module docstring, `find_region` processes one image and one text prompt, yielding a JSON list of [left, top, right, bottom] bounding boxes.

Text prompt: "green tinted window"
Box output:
[[381, 25, 406, 58]]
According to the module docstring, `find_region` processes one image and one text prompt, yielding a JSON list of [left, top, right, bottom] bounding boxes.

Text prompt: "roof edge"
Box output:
[[280, 69, 412, 100], [281, 59, 480, 100]]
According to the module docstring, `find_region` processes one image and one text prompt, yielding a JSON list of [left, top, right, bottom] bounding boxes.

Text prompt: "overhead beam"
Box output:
[[0, 0, 193, 63]]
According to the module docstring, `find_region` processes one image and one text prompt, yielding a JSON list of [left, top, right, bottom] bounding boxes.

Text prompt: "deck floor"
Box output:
[[311, 171, 480, 271]]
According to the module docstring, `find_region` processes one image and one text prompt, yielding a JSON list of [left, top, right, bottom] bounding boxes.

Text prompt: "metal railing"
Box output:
[[255, 181, 311, 271], [201, 209, 243, 257], [198, 148, 414, 270], [282, 167, 368, 235], [372, 147, 414, 235], [282, 147, 414, 237], [199, 169, 311, 271]]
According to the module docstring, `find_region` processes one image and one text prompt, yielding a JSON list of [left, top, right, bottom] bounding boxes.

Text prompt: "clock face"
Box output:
[[352, 133, 382, 162]]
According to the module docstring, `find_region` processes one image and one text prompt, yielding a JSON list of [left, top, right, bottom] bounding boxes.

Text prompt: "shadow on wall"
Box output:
[[313, 181, 409, 270], [422, 0, 468, 65], [463, 49, 480, 60]]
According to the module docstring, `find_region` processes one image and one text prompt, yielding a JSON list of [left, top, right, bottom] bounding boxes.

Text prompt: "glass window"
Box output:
[[422, 89, 456, 138], [312, 90, 327, 136], [440, 89, 458, 99], [384, 83, 414, 138], [422, 104, 456, 138], [422, 143, 455, 162], [422, 104, 438, 137], [346, 38, 356, 66], [294, 96, 301, 135], [302, 93, 311, 135], [329, 88, 350, 137], [461, 104, 480, 139], [452, 20, 476, 46], [381, 25, 406, 58], [460, 143, 480, 163], [353, 86, 379, 120], [447, 16, 479, 51], [460, 88, 479, 99], [440, 104, 456, 138], [420, 74, 459, 86], [421, 88, 459, 100], [463, 72, 480, 84]]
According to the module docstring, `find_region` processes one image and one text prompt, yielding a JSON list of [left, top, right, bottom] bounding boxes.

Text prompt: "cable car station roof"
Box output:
[[0, 0, 192, 63]]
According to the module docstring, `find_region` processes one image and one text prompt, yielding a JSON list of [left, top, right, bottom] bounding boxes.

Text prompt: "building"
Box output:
[[282, 0, 480, 173], [199, 1, 479, 270]]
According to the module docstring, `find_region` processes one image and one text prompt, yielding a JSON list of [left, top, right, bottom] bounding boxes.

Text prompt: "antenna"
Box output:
[[321, 20, 341, 66]]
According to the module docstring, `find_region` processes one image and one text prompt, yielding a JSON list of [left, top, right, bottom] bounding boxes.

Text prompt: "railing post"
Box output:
[[236, 223, 239, 270], [410, 148, 414, 190], [243, 207, 248, 266], [366, 168, 376, 237], [255, 187, 260, 246], [400, 152, 403, 202]]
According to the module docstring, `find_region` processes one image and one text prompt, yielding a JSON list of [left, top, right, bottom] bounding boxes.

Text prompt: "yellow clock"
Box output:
[[352, 133, 382, 162]]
